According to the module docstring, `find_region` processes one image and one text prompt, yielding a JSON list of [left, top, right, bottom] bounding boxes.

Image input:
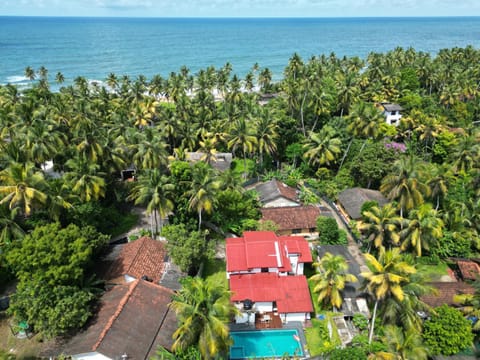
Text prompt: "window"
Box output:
[[261, 267, 268, 273], [292, 229, 301, 234]]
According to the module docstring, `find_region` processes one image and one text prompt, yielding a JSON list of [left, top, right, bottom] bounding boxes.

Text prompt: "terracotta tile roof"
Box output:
[[457, 260, 480, 281], [226, 231, 312, 273], [63, 279, 176, 359], [337, 187, 389, 220], [420, 282, 475, 308], [105, 237, 166, 283], [230, 273, 313, 313], [261, 205, 329, 231]]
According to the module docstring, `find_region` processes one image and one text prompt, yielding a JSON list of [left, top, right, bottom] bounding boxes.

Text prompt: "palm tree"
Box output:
[[377, 325, 429, 360], [254, 108, 278, 168], [128, 169, 174, 237], [63, 157, 106, 202], [310, 252, 357, 310], [303, 125, 342, 168], [359, 203, 403, 251], [380, 156, 430, 217], [0, 205, 24, 247], [454, 279, 480, 332], [361, 248, 416, 343], [227, 118, 257, 177], [171, 276, 239, 359], [186, 164, 221, 231], [400, 203, 444, 257], [24, 66, 35, 81], [0, 162, 47, 216]]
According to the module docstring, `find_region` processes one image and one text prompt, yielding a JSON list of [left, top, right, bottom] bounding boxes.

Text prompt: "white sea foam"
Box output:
[[6, 75, 30, 83]]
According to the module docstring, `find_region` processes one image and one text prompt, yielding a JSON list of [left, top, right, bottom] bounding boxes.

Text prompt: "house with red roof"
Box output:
[[226, 231, 312, 278], [226, 231, 314, 324], [103, 236, 167, 284]]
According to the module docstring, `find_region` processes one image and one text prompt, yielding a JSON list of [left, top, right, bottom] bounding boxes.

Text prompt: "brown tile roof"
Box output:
[[254, 180, 300, 205], [457, 260, 480, 281], [106, 237, 166, 283], [337, 187, 389, 220], [261, 205, 328, 231], [420, 282, 475, 308], [63, 280, 176, 359]]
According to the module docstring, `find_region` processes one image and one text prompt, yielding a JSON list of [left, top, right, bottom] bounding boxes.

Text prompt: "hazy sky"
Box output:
[[2, 0, 480, 17]]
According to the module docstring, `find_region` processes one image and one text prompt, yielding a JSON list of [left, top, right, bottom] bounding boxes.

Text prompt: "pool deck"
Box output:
[[229, 321, 310, 359]]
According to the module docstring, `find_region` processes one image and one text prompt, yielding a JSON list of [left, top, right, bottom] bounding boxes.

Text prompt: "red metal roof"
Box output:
[[230, 273, 313, 313], [226, 231, 312, 273], [280, 235, 313, 263]]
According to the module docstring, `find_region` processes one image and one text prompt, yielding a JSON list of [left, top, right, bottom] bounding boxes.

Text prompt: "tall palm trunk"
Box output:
[[198, 209, 202, 231], [369, 300, 379, 344]]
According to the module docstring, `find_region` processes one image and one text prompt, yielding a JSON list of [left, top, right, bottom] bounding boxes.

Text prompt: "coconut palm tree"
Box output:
[[310, 252, 357, 310], [0, 162, 47, 216], [400, 203, 444, 257], [128, 169, 174, 237], [0, 205, 24, 247], [376, 325, 429, 360], [254, 108, 278, 168], [171, 276, 239, 359], [303, 125, 342, 168], [359, 203, 403, 251], [361, 248, 416, 343], [227, 117, 257, 177], [380, 156, 430, 217], [186, 164, 221, 231], [63, 157, 106, 202]]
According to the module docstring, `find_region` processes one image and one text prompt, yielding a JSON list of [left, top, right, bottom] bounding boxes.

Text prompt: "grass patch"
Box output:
[[305, 317, 338, 356]]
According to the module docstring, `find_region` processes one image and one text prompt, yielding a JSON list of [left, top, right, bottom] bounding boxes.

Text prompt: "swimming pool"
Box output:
[[230, 329, 304, 359]]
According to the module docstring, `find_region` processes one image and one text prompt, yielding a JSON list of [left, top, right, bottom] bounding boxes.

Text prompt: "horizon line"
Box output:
[[1, 15, 480, 19]]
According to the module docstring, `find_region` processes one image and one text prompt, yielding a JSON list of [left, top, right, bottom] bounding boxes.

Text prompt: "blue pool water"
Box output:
[[230, 329, 303, 359]]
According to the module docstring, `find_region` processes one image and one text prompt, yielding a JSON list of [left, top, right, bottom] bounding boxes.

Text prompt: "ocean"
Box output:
[[1, 16, 480, 87]]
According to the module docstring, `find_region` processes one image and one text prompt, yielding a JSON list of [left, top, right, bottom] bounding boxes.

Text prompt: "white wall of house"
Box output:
[[281, 312, 309, 323], [384, 111, 402, 126], [256, 302, 273, 313], [228, 267, 284, 279], [72, 352, 112, 360], [264, 198, 299, 208]]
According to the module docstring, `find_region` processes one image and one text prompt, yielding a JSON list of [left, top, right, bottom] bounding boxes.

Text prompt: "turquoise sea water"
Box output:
[[1, 17, 480, 86]]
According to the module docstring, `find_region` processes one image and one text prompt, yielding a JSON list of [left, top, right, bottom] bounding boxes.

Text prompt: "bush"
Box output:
[[423, 304, 474, 356], [317, 216, 344, 245], [352, 314, 369, 332], [329, 347, 367, 360]]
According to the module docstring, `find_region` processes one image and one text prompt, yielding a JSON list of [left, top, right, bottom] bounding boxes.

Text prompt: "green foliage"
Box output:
[[67, 202, 133, 236], [211, 189, 260, 234], [257, 219, 279, 232], [6, 223, 107, 337], [430, 230, 472, 259], [353, 314, 369, 331], [9, 281, 94, 338], [360, 201, 378, 217], [316, 216, 341, 244], [328, 346, 367, 360], [162, 224, 215, 274], [349, 141, 397, 189], [152, 345, 202, 360], [7, 223, 108, 285], [422, 304, 474, 356], [304, 318, 337, 356]]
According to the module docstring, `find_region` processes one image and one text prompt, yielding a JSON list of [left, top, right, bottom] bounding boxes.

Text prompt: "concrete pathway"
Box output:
[[319, 199, 369, 273]]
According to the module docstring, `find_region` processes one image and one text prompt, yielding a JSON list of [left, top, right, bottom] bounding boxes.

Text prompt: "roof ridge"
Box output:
[[92, 279, 140, 351]]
